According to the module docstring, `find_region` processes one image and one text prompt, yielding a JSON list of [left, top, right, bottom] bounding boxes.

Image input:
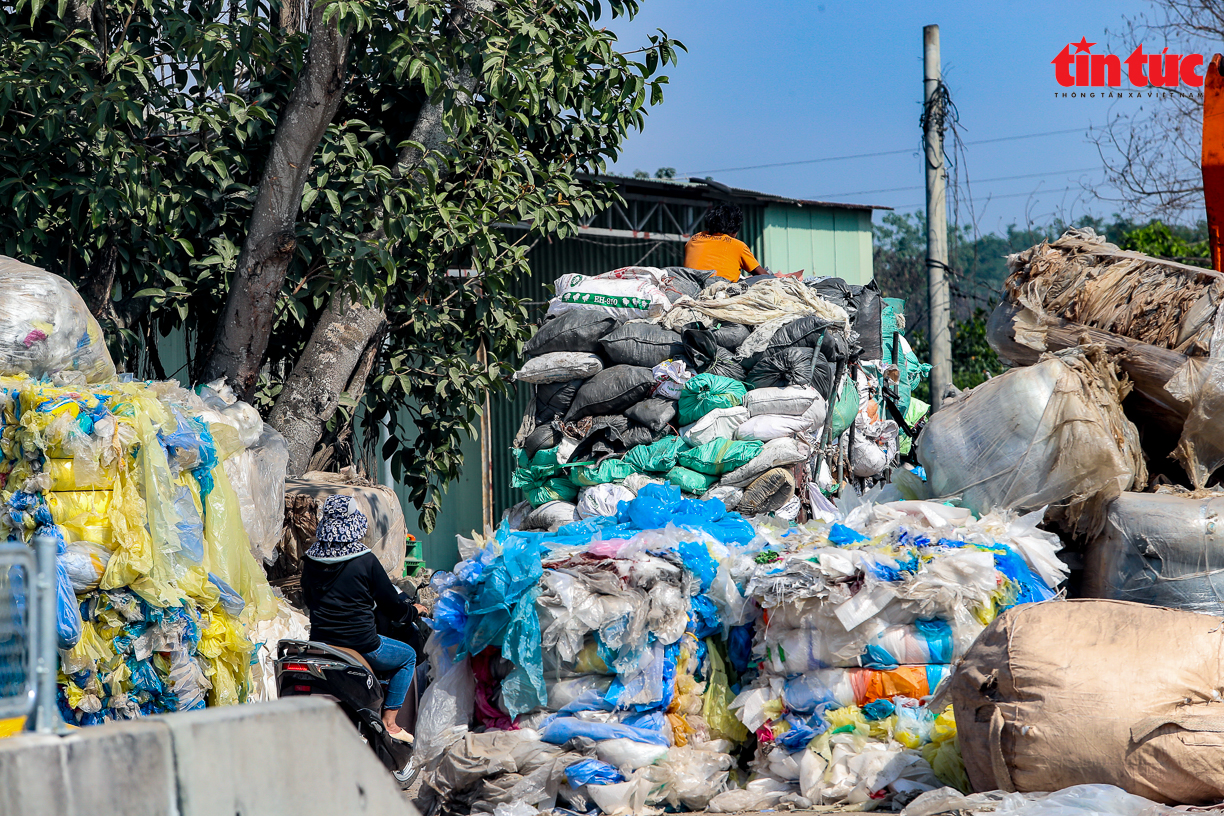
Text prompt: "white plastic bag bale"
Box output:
[[723, 437, 811, 487], [735, 413, 814, 441], [577, 484, 635, 519], [416, 651, 477, 762], [248, 595, 310, 701], [547, 267, 673, 322], [682, 406, 750, 447], [702, 484, 744, 509], [223, 423, 289, 564], [515, 352, 603, 384], [744, 385, 821, 417], [0, 258, 116, 382], [917, 346, 1146, 529], [595, 738, 670, 771]]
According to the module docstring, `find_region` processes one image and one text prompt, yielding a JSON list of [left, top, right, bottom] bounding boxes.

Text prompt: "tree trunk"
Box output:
[[266, 0, 492, 473], [269, 292, 386, 476], [79, 239, 118, 321], [200, 0, 351, 398]]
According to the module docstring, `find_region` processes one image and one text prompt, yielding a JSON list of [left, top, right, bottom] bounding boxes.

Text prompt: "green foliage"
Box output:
[[909, 309, 1005, 401], [1118, 220, 1210, 266], [0, 0, 682, 531]]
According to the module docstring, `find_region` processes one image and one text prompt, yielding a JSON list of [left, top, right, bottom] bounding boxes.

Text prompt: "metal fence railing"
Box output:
[[0, 543, 35, 722]]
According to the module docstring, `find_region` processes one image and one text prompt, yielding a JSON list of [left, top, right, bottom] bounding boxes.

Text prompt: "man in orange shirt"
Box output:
[[683, 202, 763, 283]]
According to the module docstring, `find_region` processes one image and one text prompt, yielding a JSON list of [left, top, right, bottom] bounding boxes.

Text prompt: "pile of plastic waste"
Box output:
[[0, 260, 290, 723], [727, 498, 1066, 809], [413, 484, 1067, 814], [508, 267, 930, 533]]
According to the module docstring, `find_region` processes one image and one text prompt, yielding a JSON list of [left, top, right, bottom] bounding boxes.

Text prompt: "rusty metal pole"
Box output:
[[924, 24, 952, 410], [477, 341, 494, 534]]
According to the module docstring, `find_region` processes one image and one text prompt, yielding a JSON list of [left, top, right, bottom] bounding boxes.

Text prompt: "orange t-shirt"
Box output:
[[683, 233, 760, 282]]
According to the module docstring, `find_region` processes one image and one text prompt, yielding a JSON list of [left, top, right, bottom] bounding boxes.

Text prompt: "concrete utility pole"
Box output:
[[924, 24, 952, 410]]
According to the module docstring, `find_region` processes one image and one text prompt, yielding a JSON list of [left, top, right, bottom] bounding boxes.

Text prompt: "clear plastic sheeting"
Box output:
[[223, 424, 289, 564], [917, 346, 1146, 533], [0, 257, 117, 383], [904, 785, 1186, 816], [1085, 490, 1224, 614], [1165, 357, 1224, 489]]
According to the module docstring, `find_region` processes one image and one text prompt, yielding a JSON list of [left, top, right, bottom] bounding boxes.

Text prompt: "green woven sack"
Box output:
[[677, 438, 763, 476], [678, 373, 747, 426], [666, 466, 718, 495], [571, 458, 636, 487], [828, 377, 860, 439], [625, 436, 688, 473], [511, 465, 579, 507]]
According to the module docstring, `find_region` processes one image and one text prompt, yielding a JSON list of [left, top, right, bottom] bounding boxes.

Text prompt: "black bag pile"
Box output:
[[509, 266, 928, 530]]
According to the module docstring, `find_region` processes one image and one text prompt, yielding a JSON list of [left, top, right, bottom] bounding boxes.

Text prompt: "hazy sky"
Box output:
[[608, 0, 1190, 234]]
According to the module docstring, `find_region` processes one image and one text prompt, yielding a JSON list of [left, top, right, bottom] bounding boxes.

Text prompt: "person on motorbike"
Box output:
[[301, 495, 424, 743]]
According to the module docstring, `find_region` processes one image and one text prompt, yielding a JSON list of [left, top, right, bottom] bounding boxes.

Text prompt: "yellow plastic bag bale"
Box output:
[[198, 608, 255, 707], [60, 621, 115, 674], [45, 458, 116, 491], [47, 490, 112, 525], [202, 463, 276, 623], [100, 468, 183, 608], [702, 639, 750, 743], [62, 540, 111, 593], [921, 705, 970, 793]]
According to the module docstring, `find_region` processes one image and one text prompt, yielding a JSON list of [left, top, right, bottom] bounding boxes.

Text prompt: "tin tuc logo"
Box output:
[[1052, 37, 1205, 87]]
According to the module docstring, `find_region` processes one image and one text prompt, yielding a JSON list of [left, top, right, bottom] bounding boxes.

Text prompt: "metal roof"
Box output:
[[584, 173, 893, 212]]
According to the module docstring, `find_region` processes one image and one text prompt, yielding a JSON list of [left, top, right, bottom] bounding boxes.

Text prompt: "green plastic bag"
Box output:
[[625, 436, 688, 473], [898, 396, 930, 456], [512, 445, 580, 506], [678, 373, 747, 426], [702, 639, 749, 743], [677, 438, 763, 476], [511, 466, 579, 507], [828, 377, 860, 439], [571, 458, 636, 487], [666, 466, 717, 495]]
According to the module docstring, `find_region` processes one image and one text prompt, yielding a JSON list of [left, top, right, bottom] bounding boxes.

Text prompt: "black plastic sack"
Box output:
[[850, 281, 883, 360], [600, 324, 685, 368], [711, 322, 751, 350], [748, 347, 834, 397], [682, 328, 748, 381], [564, 365, 657, 421], [524, 311, 618, 357], [620, 424, 659, 449], [768, 316, 839, 351], [568, 415, 631, 463], [809, 277, 855, 315], [624, 398, 676, 433], [661, 267, 713, 302], [524, 424, 563, 460], [535, 379, 583, 423]]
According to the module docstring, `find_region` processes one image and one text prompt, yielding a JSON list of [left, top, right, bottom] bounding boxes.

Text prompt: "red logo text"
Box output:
[[1052, 37, 1204, 88]]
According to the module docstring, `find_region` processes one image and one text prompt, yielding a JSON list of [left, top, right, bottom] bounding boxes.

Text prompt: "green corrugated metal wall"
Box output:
[[762, 206, 874, 283]]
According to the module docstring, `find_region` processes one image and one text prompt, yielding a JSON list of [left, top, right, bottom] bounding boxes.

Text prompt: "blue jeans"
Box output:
[[361, 636, 416, 710]]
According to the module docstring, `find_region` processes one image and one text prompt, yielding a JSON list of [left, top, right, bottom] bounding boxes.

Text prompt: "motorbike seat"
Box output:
[[332, 646, 375, 676]]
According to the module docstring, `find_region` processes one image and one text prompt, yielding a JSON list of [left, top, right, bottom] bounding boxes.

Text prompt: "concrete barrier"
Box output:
[[0, 697, 417, 816], [0, 720, 176, 816]]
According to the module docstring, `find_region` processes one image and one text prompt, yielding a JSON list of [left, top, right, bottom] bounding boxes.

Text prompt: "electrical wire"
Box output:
[[681, 128, 1089, 176], [813, 167, 1101, 199]]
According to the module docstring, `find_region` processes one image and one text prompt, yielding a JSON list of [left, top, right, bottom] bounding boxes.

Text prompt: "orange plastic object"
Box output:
[[1203, 54, 1224, 271]]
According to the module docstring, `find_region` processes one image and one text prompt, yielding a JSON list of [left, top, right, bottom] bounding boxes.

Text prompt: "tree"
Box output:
[[0, 0, 682, 529], [1088, 0, 1217, 220]]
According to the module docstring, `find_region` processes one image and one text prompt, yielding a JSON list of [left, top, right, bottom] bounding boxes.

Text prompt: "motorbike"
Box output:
[[275, 586, 428, 789]]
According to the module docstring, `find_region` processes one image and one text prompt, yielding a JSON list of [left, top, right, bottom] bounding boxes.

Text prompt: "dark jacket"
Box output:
[[301, 550, 410, 654]]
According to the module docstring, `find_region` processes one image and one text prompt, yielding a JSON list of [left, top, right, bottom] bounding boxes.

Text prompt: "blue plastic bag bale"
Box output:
[[429, 590, 469, 650], [626, 482, 683, 530], [40, 528, 82, 650], [679, 539, 718, 591], [500, 585, 547, 718], [689, 594, 721, 638], [565, 759, 626, 787], [540, 715, 671, 747], [463, 531, 546, 656]]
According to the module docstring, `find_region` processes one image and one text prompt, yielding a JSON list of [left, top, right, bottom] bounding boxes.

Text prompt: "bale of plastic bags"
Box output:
[[951, 599, 1224, 805], [917, 346, 1146, 532], [0, 258, 117, 383]]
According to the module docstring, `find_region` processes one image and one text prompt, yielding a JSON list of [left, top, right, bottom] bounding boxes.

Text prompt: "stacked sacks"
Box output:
[[722, 500, 1067, 809], [0, 376, 281, 724], [415, 484, 756, 814], [510, 267, 927, 530]]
